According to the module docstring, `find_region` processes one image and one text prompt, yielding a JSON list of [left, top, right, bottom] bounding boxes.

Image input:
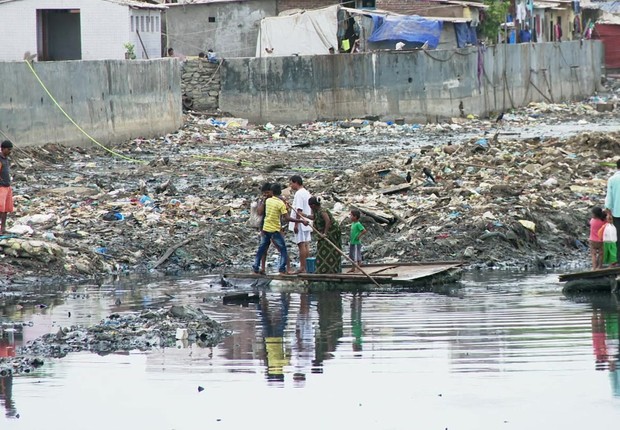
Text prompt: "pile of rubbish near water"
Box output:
[[1, 97, 618, 284], [0, 305, 230, 376]]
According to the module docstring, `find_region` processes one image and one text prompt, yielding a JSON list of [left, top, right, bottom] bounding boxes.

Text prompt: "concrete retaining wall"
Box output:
[[219, 40, 604, 124], [0, 59, 182, 147]]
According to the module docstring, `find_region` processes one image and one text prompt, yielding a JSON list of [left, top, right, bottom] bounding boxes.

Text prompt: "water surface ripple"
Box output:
[[1, 271, 619, 429]]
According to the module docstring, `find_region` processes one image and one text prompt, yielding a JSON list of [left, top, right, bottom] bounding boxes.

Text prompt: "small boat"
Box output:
[[559, 266, 620, 294], [224, 261, 464, 292]]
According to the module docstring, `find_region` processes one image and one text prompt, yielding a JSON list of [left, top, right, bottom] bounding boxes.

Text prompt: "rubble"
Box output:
[[1, 85, 619, 284], [0, 305, 230, 376]]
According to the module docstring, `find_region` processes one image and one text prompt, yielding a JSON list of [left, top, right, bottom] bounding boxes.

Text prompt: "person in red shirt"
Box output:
[[590, 206, 606, 269]]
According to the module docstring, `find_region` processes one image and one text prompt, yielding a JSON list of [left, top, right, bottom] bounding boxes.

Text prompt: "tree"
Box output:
[[479, 0, 510, 44]]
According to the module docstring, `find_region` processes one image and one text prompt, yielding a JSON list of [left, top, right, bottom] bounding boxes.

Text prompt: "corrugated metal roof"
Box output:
[[164, 0, 244, 4], [584, 0, 620, 14], [364, 0, 486, 16], [0, 0, 166, 8]]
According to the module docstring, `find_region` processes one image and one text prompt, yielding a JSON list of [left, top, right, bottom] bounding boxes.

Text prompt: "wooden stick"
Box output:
[[153, 237, 193, 269], [311, 224, 382, 288], [286, 201, 382, 288]]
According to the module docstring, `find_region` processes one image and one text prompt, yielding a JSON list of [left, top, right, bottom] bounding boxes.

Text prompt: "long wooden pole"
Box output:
[[287, 202, 382, 288]]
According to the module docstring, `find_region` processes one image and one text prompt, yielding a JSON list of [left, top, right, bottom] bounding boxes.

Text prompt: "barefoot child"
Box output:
[[347, 210, 367, 273], [589, 206, 606, 269]]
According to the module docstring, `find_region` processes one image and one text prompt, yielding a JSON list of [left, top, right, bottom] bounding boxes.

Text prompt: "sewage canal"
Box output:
[[0, 270, 619, 430]]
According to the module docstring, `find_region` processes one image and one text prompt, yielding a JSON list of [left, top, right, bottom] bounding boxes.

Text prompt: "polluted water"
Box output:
[[0, 270, 619, 430]]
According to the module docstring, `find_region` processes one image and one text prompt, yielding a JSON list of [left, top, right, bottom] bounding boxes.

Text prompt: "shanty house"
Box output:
[[164, 0, 276, 58], [0, 0, 166, 61]]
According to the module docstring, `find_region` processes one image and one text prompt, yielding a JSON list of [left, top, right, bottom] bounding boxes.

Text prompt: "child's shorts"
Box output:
[[590, 240, 603, 251], [349, 244, 362, 262]]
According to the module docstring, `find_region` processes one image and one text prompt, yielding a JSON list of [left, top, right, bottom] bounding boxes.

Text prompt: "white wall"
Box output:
[[0, 0, 162, 61], [128, 10, 163, 59]]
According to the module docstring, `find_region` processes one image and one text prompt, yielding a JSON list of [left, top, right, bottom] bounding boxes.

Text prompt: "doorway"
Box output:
[[37, 9, 82, 61]]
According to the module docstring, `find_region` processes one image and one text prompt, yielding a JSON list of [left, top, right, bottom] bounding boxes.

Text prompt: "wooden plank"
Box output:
[[296, 273, 394, 278], [367, 265, 399, 275], [343, 261, 463, 268], [559, 266, 620, 282], [378, 183, 411, 195], [223, 261, 464, 286], [351, 205, 395, 224]]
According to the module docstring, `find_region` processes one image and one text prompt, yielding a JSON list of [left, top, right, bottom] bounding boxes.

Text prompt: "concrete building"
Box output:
[[163, 0, 276, 58], [0, 0, 166, 61]]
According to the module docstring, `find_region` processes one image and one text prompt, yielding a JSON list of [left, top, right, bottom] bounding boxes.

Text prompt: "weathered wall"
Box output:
[[219, 40, 604, 124], [181, 59, 221, 111], [165, 1, 276, 59], [0, 59, 182, 147]]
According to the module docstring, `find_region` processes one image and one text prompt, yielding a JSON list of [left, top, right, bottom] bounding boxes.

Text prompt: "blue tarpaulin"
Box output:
[[454, 23, 478, 48], [368, 15, 443, 49]]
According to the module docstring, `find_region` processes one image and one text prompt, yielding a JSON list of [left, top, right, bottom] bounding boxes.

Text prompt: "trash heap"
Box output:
[[1, 96, 618, 282], [0, 305, 230, 376]]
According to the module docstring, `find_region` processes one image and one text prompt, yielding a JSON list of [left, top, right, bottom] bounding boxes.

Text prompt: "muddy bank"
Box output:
[[0, 305, 230, 376], [0, 96, 619, 286]]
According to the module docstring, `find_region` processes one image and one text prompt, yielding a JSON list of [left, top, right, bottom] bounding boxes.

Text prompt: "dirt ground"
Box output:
[[1, 91, 619, 286]]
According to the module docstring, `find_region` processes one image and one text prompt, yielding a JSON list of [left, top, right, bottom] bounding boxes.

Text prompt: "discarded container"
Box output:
[[306, 257, 316, 273], [175, 328, 188, 340]]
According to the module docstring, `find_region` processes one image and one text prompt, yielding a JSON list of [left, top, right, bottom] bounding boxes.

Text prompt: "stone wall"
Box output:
[[181, 59, 221, 112]]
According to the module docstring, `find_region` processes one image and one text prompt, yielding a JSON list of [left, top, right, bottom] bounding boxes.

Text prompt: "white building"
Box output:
[[0, 0, 166, 61]]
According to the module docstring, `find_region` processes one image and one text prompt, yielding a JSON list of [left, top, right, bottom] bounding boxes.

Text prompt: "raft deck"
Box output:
[[225, 261, 463, 289], [559, 266, 620, 293]]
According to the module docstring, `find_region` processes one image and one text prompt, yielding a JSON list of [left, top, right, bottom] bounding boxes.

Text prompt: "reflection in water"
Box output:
[[258, 292, 291, 382], [292, 293, 313, 386], [0, 376, 15, 418], [0, 327, 17, 418], [313, 291, 343, 371], [4, 273, 620, 429], [351, 292, 363, 353], [590, 307, 620, 396]]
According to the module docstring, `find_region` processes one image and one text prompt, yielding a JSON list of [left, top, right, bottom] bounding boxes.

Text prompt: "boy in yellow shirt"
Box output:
[[253, 183, 308, 274]]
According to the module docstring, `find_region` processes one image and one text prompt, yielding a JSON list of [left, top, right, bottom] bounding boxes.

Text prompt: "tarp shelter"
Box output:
[[255, 5, 339, 57], [368, 15, 443, 49]]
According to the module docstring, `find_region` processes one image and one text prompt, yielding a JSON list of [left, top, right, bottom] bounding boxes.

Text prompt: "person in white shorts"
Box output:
[[288, 175, 313, 273]]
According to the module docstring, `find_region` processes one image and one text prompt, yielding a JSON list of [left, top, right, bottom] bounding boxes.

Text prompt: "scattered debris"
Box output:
[[1, 81, 619, 284]]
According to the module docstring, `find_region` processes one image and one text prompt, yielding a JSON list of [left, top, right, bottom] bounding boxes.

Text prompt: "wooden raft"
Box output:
[[225, 261, 463, 287], [559, 266, 620, 293]]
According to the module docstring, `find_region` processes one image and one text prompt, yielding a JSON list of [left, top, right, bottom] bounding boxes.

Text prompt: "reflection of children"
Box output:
[[599, 212, 618, 267], [347, 210, 367, 273], [592, 310, 608, 370], [590, 206, 606, 269]]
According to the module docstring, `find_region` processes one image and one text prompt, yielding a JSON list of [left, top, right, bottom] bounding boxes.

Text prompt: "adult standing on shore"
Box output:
[[0, 141, 14, 234], [288, 175, 312, 273], [605, 158, 620, 265]]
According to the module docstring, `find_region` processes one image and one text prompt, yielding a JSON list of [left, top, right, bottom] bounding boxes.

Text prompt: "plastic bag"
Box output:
[[247, 200, 263, 229], [602, 223, 618, 243]]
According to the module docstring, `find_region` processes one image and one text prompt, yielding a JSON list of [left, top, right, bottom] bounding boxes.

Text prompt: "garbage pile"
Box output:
[[0, 305, 230, 376], [1, 95, 618, 283]]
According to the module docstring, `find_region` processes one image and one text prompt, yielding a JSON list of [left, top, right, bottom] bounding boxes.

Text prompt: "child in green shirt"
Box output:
[[347, 210, 367, 273]]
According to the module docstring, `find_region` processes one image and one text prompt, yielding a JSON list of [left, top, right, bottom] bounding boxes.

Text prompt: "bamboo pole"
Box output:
[[287, 202, 382, 288]]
